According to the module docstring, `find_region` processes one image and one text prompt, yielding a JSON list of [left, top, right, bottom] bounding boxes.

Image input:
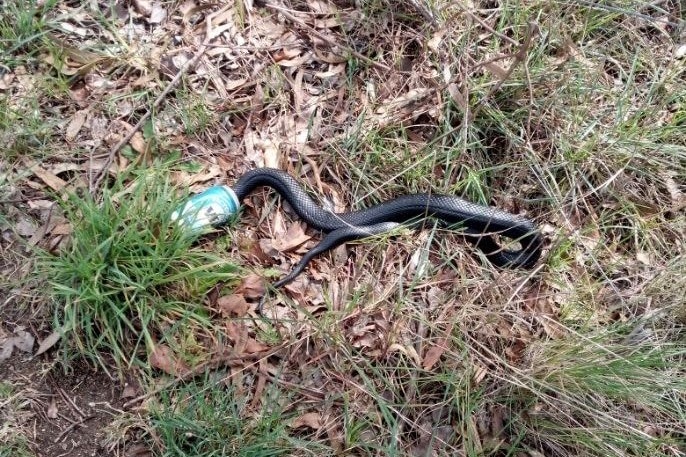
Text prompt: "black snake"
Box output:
[[231, 168, 542, 312]]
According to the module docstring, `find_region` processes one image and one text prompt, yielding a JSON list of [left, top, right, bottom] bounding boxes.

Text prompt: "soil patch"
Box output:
[[1, 354, 128, 457]]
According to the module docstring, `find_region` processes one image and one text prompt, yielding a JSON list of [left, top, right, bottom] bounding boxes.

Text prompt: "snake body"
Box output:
[[232, 169, 542, 301]]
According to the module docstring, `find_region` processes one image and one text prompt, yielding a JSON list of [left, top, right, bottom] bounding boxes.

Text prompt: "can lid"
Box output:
[[221, 186, 240, 214]]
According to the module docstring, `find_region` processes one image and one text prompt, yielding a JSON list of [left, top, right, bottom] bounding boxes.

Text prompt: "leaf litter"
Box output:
[[2, 0, 685, 455]]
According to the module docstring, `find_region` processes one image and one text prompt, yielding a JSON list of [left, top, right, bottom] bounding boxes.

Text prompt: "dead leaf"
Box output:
[[290, 412, 322, 429], [244, 338, 269, 354], [65, 109, 88, 142], [35, 330, 61, 356], [149, 3, 167, 23], [150, 344, 189, 376], [50, 222, 72, 236], [133, 0, 152, 15], [47, 397, 59, 419], [130, 131, 147, 154], [422, 338, 449, 371], [262, 140, 279, 168], [388, 343, 421, 365], [427, 29, 446, 53], [447, 83, 467, 111], [224, 321, 247, 347], [14, 217, 37, 237], [121, 383, 137, 399], [259, 238, 278, 257], [0, 341, 14, 362], [271, 223, 311, 252], [11, 328, 34, 353], [235, 273, 265, 299], [24, 159, 68, 191], [636, 251, 651, 265], [217, 294, 250, 317], [483, 61, 508, 81]]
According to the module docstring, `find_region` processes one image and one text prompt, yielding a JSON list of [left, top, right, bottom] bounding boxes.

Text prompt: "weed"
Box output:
[[38, 165, 240, 371], [148, 373, 334, 456]]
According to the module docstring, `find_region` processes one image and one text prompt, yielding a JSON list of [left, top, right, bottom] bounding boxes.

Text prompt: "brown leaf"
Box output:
[[35, 330, 61, 356], [217, 294, 250, 317], [272, 223, 311, 252], [50, 222, 72, 236], [483, 61, 508, 81], [130, 131, 147, 154], [65, 109, 88, 142], [46, 397, 59, 419], [244, 338, 270, 354], [422, 339, 448, 371], [150, 344, 189, 376], [258, 238, 278, 257], [290, 412, 322, 429], [225, 321, 248, 354], [121, 383, 137, 399], [24, 159, 68, 191], [235, 273, 265, 299]]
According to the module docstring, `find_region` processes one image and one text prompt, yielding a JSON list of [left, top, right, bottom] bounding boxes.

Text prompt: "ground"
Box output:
[[1, 0, 686, 456]]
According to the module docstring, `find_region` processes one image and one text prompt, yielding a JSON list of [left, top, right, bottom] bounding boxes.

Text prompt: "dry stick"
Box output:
[[263, 2, 393, 73], [53, 415, 95, 443], [90, 16, 216, 193], [57, 387, 86, 419]]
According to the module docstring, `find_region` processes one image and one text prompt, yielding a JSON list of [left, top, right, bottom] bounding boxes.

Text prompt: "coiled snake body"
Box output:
[[232, 168, 542, 310]]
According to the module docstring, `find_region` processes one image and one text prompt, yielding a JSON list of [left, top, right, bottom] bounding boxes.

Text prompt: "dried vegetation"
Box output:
[[1, 0, 686, 456]]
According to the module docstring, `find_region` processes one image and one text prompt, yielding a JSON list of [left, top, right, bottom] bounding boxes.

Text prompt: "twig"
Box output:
[[53, 415, 95, 443], [89, 13, 217, 193], [57, 387, 86, 419]]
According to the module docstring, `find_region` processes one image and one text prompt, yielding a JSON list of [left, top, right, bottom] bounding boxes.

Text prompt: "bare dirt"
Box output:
[[0, 352, 128, 457]]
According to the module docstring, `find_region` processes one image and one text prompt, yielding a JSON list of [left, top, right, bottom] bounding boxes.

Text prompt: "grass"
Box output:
[[38, 165, 240, 372], [0, 382, 34, 457], [0, 0, 58, 64], [147, 374, 334, 456], [1, 0, 685, 456]]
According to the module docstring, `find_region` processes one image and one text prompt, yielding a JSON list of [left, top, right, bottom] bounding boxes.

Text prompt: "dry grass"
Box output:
[[1, 0, 686, 456]]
